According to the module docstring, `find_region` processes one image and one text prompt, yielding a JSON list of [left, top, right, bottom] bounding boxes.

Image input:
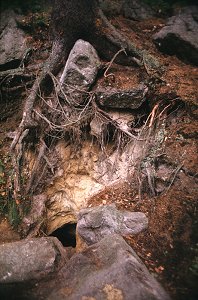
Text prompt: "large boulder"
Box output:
[[96, 85, 148, 109], [0, 237, 67, 283], [59, 39, 100, 105], [48, 234, 171, 300], [77, 204, 148, 245], [153, 6, 198, 66], [0, 10, 28, 71]]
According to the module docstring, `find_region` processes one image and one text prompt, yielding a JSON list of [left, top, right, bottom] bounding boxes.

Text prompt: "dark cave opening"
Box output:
[[50, 223, 77, 247]]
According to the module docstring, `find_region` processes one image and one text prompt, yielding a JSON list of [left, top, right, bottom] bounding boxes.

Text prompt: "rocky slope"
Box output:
[[0, 1, 197, 299]]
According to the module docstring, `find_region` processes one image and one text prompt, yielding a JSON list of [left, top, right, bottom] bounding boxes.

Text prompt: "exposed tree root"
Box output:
[[11, 5, 162, 149], [10, 40, 67, 152], [93, 8, 162, 74], [10, 2, 164, 209], [25, 140, 47, 194]]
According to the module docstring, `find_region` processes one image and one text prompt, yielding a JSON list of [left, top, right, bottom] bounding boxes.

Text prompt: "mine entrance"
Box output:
[[50, 223, 77, 247]]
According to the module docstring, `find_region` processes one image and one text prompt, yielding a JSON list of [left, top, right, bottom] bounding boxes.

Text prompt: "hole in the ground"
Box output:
[[50, 223, 77, 247]]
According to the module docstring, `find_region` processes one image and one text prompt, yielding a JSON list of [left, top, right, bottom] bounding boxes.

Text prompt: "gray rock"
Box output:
[[59, 39, 100, 105], [90, 115, 108, 139], [153, 6, 198, 66], [99, 0, 155, 20], [123, 0, 155, 20], [89, 110, 136, 139], [77, 204, 148, 245], [0, 10, 28, 70], [48, 234, 170, 300], [99, 0, 124, 15], [96, 85, 148, 109], [0, 237, 66, 283]]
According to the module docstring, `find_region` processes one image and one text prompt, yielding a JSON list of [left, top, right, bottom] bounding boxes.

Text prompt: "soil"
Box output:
[[0, 7, 198, 300], [0, 216, 20, 245], [87, 108, 198, 300], [87, 15, 198, 300]]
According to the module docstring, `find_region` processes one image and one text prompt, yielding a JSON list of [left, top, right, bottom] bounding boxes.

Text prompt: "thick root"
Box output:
[[10, 40, 66, 152], [92, 9, 161, 73], [10, 3, 164, 204]]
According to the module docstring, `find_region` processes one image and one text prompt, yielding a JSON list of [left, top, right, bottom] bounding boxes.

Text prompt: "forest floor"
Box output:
[[0, 9, 197, 300]]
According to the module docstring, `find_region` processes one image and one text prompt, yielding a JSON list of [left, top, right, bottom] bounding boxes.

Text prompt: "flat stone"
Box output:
[[77, 203, 148, 245], [96, 85, 148, 109], [0, 237, 67, 283]]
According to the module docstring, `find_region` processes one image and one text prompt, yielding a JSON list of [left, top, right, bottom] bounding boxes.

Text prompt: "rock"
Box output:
[[46, 190, 78, 235], [153, 6, 198, 66], [59, 39, 100, 105], [20, 194, 47, 237], [99, 0, 155, 20], [154, 162, 174, 194], [48, 234, 170, 300], [96, 85, 148, 109], [77, 204, 148, 245], [0, 237, 66, 283], [90, 110, 135, 139], [90, 115, 108, 139], [108, 110, 136, 130], [99, 0, 124, 15], [0, 10, 28, 70], [123, 0, 155, 20], [45, 135, 146, 235]]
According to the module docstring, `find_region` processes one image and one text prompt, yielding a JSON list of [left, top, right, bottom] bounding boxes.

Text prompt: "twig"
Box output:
[[165, 164, 183, 193], [104, 48, 127, 78], [149, 104, 159, 128], [137, 173, 142, 201], [145, 164, 156, 196], [157, 104, 171, 119]]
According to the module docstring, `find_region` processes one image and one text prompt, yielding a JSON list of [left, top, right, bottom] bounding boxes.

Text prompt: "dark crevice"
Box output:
[[50, 223, 77, 247], [0, 59, 21, 72]]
